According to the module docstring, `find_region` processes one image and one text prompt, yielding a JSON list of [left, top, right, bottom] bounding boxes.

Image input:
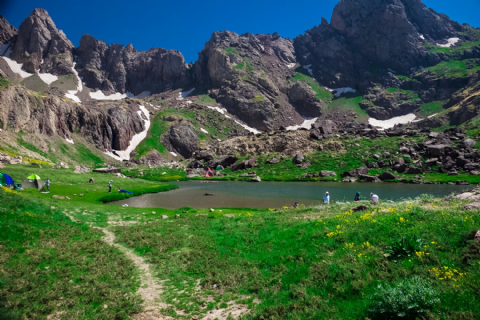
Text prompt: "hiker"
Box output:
[[89, 178, 95, 184], [118, 188, 133, 194], [45, 178, 50, 192], [354, 192, 361, 201], [294, 202, 299, 209], [370, 193, 379, 204], [323, 192, 330, 204], [108, 180, 113, 193]]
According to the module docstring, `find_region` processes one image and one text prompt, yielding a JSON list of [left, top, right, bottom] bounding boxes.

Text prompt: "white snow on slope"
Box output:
[[170, 152, 177, 157], [334, 87, 356, 98], [286, 63, 296, 69], [64, 63, 83, 103], [387, 68, 396, 74], [287, 117, 318, 131], [303, 64, 313, 76], [104, 105, 150, 161], [200, 128, 209, 134], [420, 34, 425, 40], [65, 138, 74, 144], [437, 37, 460, 48], [0, 46, 33, 78], [207, 105, 227, 114], [368, 113, 416, 129], [177, 88, 195, 100], [234, 120, 262, 134], [38, 71, 58, 85], [428, 113, 438, 118], [90, 90, 127, 100]]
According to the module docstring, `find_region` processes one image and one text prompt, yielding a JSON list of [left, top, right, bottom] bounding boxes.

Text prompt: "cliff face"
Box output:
[[0, 15, 16, 46], [0, 84, 147, 153], [10, 9, 74, 75], [75, 34, 189, 96], [294, 0, 464, 88]]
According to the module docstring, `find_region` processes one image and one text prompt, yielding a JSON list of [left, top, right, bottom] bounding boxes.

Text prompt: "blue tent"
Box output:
[[2, 173, 14, 185]]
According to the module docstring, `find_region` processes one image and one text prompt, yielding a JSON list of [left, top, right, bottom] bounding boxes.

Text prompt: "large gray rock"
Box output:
[[288, 81, 324, 118], [11, 9, 74, 75], [292, 153, 304, 164], [75, 34, 189, 96], [378, 172, 397, 181], [342, 166, 369, 178], [0, 15, 17, 45], [164, 122, 199, 158], [320, 170, 336, 177], [428, 145, 449, 157], [464, 202, 480, 210]]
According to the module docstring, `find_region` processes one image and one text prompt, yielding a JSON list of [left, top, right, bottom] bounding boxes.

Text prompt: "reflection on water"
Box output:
[[110, 181, 472, 209]]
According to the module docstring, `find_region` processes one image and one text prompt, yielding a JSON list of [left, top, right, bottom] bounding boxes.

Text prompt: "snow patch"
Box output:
[[207, 105, 226, 114], [200, 128, 209, 134], [90, 90, 127, 100], [303, 64, 313, 76], [64, 63, 83, 103], [437, 37, 460, 48], [368, 113, 416, 129], [387, 68, 396, 74], [428, 113, 438, 118], [1, 46, 33, 78], [234, 120, 262, 134], [170, 152, 177, 157], [37, 71, 58, 85], [104, 105, 151, 161], [420, 34, 425, 40], [177, 88, 195, 100], [217, 139, 221, 142], [286, 63, 296, 69], [286, 117, 318, 131], [334, 87, 356, 98], [186, 100, 192, 104], [65, 138, 74, 144]]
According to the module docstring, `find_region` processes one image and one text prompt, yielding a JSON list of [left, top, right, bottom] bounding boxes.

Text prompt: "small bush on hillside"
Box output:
[[368, 276, 440, 319], [417, 194, 435, 202], [385, 234, 424, 261]]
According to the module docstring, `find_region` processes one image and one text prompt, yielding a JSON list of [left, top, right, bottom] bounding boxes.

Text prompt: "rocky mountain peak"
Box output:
[[10, 8, 74, 75], [0, 15, 17, 45]]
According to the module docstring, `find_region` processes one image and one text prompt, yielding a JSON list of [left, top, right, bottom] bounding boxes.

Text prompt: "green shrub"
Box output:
[[225, 47, 239, 56], [385, 234, 424, 261], [368, 276, 440, 319]]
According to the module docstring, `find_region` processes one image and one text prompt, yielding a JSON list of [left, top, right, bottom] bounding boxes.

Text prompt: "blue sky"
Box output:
[[1, 0, 479, 63]]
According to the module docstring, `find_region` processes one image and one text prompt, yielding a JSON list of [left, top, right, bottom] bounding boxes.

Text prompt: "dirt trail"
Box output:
[[63, 211, 171, 320]]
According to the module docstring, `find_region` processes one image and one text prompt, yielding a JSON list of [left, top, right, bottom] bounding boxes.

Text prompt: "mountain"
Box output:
[[0, 1, 480, 167]]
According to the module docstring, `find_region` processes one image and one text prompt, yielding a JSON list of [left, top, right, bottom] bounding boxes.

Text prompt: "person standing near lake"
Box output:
[[370, 193, 379, 204], [354, 192, 361, 201], [108, 180, 113, 193], [323, 192, 330, 204], [45, 178, 50, 193]]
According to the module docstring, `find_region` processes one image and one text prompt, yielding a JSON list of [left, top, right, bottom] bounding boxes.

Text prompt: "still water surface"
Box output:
[[111, 181, 472, 209]]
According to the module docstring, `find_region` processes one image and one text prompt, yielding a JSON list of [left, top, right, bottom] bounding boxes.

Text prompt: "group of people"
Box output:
[[108, 180, 133, 194], [323, 191, 379, 204]]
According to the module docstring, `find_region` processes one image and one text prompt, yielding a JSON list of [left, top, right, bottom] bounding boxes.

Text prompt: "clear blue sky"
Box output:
[[1, 0, 479, 63]]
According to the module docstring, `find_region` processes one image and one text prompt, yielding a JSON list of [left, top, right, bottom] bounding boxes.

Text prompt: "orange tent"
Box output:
[[205, 167, 213, 178]]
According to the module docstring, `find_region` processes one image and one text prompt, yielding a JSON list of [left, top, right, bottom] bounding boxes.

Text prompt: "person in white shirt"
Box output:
[[323, 191, 330, 204], [370, 193, 379, 204]]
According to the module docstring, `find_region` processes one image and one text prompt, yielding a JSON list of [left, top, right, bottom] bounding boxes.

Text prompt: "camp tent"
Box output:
[[22, 174, 45, 190], [0, 173, 14, 186]]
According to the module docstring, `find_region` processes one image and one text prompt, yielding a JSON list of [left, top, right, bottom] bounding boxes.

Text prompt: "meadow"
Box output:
[[1, 164, 479, 319]]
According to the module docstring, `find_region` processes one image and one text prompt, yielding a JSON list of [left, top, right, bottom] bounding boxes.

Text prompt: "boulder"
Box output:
[[342, 177, 356, 183], [464, 139, 476, 147], [464, 202, 480, 211], [267, 158, 281, 164], [456, 180, 469, 185], [74, 166, 89, 173], [195, 152, 214, 161], [165, 122, 199, 158], [161, 215, 168, 219], [320, 170, 336, 177], [350, 204, 368, 212], [464, 163, 479, 171], [297, 161, 311, 169], [52, 195, 67, 199], [359, 175, 381, 182], [427, 145, 448, 157], [292, 153, 304, 164], [378, 172, 396, 181], [405, 166, 424, 174], [251, 176, 262, 182], [341, 166, 369, 178]]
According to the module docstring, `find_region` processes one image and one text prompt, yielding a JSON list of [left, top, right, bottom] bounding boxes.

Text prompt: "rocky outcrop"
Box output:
[[10, 9, 74, 75], [194, 31, 309, 131], [0, 84, 148, 153], [294, 0, 464, 88], [163, 122, 199, 158], [0, 15, 17, 45], [75, 34, 189, 96]]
